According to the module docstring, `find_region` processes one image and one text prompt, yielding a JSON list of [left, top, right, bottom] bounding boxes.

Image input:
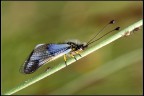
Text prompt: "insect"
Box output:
[[20, 20, 120, 74]]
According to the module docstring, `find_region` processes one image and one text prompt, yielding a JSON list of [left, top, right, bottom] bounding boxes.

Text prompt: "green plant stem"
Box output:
[[3, 19, 142, 95], [49, 48, 142, 95]]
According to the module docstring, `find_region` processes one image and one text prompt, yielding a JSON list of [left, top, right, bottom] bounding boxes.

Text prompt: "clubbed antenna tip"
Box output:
[[109, 20, 115, 24], [115, 27, 120, 30]]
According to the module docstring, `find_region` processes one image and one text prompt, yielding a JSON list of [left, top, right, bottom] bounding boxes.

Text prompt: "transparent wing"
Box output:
[[47, 44, 70, 52], [20, 43, 71, 74]]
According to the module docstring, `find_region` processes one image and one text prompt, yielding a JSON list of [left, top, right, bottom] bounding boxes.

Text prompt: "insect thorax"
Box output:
[[66, 41, 88, 51]]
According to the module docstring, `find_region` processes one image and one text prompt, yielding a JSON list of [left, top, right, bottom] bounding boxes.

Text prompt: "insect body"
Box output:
[[20, 20, 120, 74]]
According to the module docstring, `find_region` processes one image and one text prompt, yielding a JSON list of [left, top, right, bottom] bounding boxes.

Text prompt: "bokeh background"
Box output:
[[1, 1, 143, 95]]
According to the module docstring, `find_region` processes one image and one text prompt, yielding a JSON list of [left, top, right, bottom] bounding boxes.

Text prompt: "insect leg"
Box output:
[[64, 54, 67, 66], [70, 54, 77, 61], [75, 51, 82, 57], [45, 67, 52, 72]]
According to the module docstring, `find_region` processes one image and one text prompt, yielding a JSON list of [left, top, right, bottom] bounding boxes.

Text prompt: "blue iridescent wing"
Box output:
[[20, 44, 71, 74]]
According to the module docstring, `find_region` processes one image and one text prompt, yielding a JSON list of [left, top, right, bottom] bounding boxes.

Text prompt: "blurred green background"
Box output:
[[1, 1, 142, 95]]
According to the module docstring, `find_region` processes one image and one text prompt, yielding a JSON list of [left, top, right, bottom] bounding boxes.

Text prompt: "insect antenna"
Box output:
[[87, 20, 115, 44], [87, 27, 120, 46]]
